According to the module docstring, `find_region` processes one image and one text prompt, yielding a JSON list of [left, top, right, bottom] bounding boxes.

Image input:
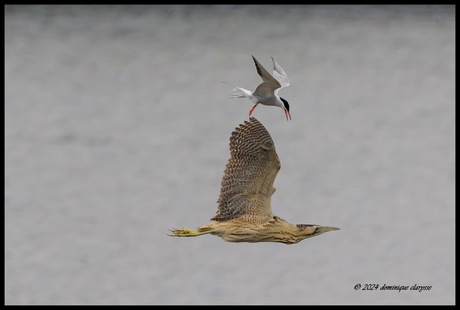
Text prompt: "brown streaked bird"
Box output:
[[169, 117, 339, 244]]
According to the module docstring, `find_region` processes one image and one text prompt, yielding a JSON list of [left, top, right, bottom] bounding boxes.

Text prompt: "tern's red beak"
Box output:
[[284, 109, 292, 121]]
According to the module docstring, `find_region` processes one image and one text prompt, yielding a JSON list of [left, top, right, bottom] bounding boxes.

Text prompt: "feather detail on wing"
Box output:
[[212, 117, 280, 222]]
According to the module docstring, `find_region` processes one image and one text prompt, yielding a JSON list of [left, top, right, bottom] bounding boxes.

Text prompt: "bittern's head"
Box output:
[[295, 224, 340, 241]]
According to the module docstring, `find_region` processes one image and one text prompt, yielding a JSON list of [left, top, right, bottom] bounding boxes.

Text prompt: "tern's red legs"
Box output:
[[248, 104, 259, 117]]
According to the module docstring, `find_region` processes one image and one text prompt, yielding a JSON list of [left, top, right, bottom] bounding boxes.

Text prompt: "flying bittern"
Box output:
[[169, 117, 339, 244]]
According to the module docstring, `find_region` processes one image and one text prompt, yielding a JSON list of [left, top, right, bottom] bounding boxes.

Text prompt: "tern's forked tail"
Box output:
[[222, 82, 253, 100]]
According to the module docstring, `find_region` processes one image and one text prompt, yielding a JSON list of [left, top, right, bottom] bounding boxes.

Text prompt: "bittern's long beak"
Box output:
[[318, 226, 340, 234], [315, 226, 340, 236], [284, 108, 291, 121]]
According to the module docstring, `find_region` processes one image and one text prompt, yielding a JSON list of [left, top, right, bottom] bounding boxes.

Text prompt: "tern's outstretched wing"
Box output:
[[212, 117, 280, 223], [271, 57, 290, 89], [252, 56, 282, 97]]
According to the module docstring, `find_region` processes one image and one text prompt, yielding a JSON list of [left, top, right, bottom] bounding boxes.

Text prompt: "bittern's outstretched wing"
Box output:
[[212, 117, 281, 222]]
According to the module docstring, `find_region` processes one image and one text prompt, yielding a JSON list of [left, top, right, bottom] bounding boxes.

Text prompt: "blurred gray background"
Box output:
[[5, 5, 455, 305]]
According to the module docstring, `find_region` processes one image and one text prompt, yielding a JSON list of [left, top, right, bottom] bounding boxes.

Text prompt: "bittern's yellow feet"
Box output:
[[168, 227, 212, 237]]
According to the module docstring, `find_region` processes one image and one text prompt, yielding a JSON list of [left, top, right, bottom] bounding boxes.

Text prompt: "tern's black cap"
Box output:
[[280, 97, 289, 112]]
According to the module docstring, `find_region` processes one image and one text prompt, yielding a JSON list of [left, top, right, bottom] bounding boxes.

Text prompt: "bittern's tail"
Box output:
[[168, 226, 213, 237]]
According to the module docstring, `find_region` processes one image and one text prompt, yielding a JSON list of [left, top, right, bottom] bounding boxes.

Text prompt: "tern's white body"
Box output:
[[225, 56, 291, 120]]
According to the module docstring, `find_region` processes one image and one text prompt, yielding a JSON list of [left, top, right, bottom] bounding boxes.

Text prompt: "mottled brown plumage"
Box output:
[[169, 117, 339, 244], [212, 117, 279, 223]]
